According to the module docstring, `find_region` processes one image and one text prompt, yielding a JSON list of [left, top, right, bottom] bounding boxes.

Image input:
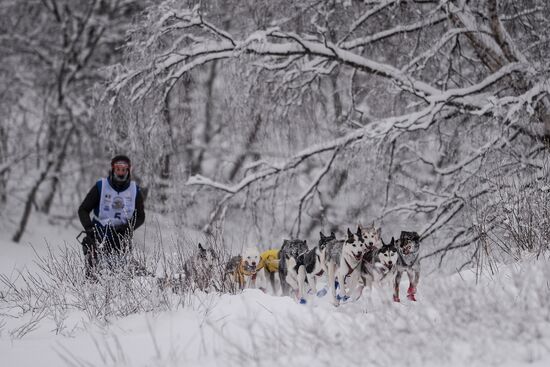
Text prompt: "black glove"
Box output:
[[86, 227, 97, 238], [82, 228, 97, 253], [114, 223, 132, 237]]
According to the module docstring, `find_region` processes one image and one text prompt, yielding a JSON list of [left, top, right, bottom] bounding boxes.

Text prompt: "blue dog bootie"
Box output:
[[316, 287, 328, 297], [336, 294, 350, 302], [299, 298, 307, 305]]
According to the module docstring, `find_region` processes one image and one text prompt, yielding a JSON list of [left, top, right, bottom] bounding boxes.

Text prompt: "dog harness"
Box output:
[[398, 249, 419, 267], [343, 256, 363, 277], [233, 261, 257, 289]]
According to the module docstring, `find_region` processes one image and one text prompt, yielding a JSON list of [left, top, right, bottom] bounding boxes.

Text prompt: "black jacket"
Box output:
[[78, 179, 145, 232]]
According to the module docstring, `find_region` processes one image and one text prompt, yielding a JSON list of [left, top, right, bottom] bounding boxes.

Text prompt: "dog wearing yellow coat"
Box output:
[[255, 248, 280, 294]]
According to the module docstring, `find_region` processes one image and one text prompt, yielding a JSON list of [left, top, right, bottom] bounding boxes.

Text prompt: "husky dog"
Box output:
[[225, 247, 261, 291], [373, 237, 398, 278], [182, 243, 219, 291], [278, 239, 308, 296], [287, 231, 336, 302], [326, 227, 367, 305], [394, 231, 421, 302], [359, 237, 398, 299], [358, 223, 383, 251], [255, 248, 280, 294], [158, 243, 219, 293]]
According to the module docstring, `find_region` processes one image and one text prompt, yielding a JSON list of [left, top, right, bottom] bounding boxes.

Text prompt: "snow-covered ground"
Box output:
[[1, 214, 549, 367]]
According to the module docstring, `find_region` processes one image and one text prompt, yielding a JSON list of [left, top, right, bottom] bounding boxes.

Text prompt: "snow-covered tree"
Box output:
[[105, 0, 550, 262], [0, 0, 152, 241]]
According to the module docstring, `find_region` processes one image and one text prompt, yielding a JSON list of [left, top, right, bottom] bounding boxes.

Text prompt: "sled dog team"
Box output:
[[214, 224, 421, 305]]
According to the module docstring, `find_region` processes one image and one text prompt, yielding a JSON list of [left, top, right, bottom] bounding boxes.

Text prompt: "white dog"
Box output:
[[225, 247, 261, 290]]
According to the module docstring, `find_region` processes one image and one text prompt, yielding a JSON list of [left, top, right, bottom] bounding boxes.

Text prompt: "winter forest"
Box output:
[[1, 1, 550, 366]]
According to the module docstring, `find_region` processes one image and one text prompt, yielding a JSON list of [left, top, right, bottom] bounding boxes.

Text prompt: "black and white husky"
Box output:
[[287, 231, 336, 302], [278, 239, 308, 296], [359, 237, 398, 299], [325, 227, 367, 305], [394, 231, 421, 302]]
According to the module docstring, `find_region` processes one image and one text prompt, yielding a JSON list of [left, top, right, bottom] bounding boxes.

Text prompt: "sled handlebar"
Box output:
[[76, 231, 86, 245]]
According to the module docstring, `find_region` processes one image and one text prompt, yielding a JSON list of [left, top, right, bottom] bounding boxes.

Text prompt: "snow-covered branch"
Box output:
[[339, 0, 397, 43], [340, 13, 448, 50]]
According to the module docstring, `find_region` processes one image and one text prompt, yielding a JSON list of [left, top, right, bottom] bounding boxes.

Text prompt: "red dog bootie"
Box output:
[[393, 295, 400, 302], [407, 285, 417, 301]]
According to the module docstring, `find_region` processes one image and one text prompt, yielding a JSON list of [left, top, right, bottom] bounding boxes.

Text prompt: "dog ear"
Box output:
[[347, 228, 353, 239], [376, 227, 381, 237], [320, 231, 326, 240], [356, 226, 364, 240], [390, 237, 395, 246], [330, 231, 335, 239], [198, 243, 205, 251]]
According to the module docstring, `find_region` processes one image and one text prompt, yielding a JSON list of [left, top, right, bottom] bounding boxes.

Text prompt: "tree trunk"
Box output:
[[12, 161, 53, 242], [40, 125, 75, 214], [12, 126, 74, 242], [228, 114, 262, 181], [0, 124, 7, 205], [156, 93, 173, 207], [191, 60, 218, 175]]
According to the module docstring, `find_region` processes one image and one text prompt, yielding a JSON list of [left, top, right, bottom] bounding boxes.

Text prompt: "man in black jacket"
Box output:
[[78, 155, 145, 277]]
